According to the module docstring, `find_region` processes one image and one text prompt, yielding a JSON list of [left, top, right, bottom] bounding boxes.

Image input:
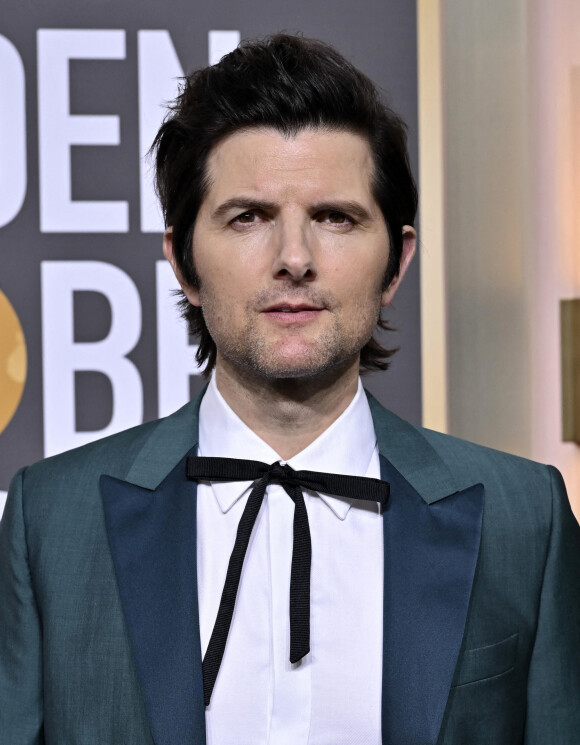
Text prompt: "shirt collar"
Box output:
[[198, 375, 377, 520]]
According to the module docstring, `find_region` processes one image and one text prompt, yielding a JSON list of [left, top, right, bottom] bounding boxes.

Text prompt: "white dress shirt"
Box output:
[[197, 376, 383, 744]]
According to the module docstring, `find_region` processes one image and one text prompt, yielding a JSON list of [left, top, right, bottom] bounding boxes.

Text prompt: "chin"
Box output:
[[237, 348, 358, 381], [217, 330, 364, 382]]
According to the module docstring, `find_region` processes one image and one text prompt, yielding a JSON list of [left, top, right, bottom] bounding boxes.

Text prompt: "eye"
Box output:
[[229, 210, 266, 231], [318, 210, 355, 228], [327, 212, 349, 224], [233, 211, 257, 224]]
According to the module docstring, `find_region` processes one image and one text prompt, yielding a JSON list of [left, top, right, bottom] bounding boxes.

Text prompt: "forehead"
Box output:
[[202, 127, 377, 207]]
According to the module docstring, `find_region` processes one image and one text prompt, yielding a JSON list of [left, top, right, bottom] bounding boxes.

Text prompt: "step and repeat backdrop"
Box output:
[[0, 0, 420, 511]]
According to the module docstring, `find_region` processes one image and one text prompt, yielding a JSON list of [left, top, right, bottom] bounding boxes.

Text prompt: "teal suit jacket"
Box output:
[[1, 391, 579, 744]]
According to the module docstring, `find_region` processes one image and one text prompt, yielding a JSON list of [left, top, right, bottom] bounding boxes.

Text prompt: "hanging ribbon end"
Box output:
[[289, 645, 310, 665]]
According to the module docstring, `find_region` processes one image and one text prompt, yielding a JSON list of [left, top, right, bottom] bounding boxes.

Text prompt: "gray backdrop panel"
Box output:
[[0, 0, 420, 492]]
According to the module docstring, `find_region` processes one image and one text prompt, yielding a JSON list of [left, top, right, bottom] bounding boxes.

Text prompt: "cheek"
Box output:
[[332, 254, 387, 304], [194, 232, 269, 294], [196, 263, 255, 325], [194, 250, 238, 302]]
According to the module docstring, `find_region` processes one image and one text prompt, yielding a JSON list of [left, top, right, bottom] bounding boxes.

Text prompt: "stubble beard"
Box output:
[[199, 285, 383, 384]]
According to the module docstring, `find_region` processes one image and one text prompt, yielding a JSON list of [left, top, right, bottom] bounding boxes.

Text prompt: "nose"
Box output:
[[271, 214, 317, 282]]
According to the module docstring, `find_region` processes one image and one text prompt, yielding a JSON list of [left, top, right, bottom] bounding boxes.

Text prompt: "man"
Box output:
[[1, 34, 579, 745]]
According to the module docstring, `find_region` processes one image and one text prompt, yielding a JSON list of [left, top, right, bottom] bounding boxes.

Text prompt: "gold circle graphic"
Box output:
[[0, 290, 27, 435]]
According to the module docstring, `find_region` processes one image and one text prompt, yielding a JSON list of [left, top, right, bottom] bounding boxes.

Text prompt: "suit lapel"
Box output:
[[369, 396, 484, 745], [100, 395, 206, 745]]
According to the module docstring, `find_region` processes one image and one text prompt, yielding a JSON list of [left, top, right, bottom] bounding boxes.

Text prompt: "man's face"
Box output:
[[167, 127, 414, 380]]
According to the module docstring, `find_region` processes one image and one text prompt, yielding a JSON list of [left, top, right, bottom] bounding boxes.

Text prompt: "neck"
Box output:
[[214, 355, 361, 460]]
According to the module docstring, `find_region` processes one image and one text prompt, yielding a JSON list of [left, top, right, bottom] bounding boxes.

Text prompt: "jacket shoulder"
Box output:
[[366, 391, 555, 503], [410, 423, 564, 536], [21, 392, 203, 490], [24, 417, 163, 488], [416, 424, 551, 490], [8, 397, 199, 540]]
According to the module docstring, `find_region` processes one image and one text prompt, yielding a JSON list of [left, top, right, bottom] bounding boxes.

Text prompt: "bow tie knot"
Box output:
[[187, 454, 389, 706], [259, 460, 296, 484]]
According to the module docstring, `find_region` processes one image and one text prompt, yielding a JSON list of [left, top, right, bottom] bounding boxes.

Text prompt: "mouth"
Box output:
[[264, 303, 322, 313], [262, 303, 325, 324]]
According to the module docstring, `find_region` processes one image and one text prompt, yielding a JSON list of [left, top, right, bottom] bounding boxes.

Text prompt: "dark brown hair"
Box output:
[[153, 33, 418, 375]]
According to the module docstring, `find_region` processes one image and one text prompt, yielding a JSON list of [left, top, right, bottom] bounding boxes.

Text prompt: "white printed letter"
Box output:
[[208, 30, 240, 65], [41, 261, 142, 456], [138, 29, 240, 233], [138, 31, 184, 233], [0, 35, 26, 228], [38, 30, 128, 233]]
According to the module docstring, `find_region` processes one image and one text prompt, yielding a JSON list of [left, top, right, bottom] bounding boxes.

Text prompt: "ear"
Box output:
[[381, 226, 416, 307], [163, 227, 201, 307]]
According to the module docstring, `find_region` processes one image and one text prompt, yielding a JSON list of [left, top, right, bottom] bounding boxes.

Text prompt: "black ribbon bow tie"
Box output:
[[186, 456, 390, 706]]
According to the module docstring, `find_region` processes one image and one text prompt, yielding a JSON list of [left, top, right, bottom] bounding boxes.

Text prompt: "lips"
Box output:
[[262, 303, 324, 323], [264, 303, 322, 313]]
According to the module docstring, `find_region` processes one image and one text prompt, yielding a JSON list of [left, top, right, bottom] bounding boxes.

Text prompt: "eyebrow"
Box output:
[[211, 197, 374, 223]]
